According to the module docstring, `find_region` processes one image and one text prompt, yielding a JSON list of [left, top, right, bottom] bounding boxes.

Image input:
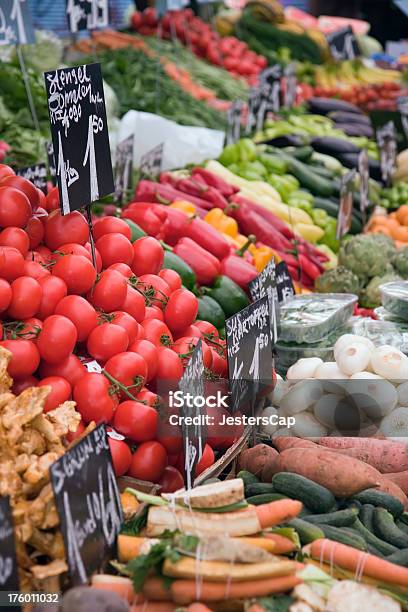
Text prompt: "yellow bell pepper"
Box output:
[[249, 244, 274, 272], [170, 200, 196, 216], [204, 208, 238, 237]]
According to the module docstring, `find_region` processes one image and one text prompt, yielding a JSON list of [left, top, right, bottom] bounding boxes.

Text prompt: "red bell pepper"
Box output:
[[232, 202, 293, 253], [186, 218, 230, 260], [161, 206, 190, 246], [298, 253, 321, 281], [121, 203, 165, 239], [165, 175, 229, 211], [191, 167, 238, 198], [220, 254, 258, 290], [173, 237, 220, 286]]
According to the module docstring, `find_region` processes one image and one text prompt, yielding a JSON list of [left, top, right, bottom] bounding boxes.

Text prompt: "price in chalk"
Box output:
[[248, 259, 279, 346], [275, 261, 295, 305], [115, 134, 134, 204], [50, 424, 122, 585], [44, 63, 114, 216], [246, 87, 261, 134], [66, 0, 108, 33], [358, 149, 369, 224], [337, 168, 356, 240], [0, 496, 19, 595], [226, 296, 273, 417], [17, 163, 47, 193], [140, 142, 164, 178], [178, 340, 205, 489], [398, 96, 408, 140], [326, 26, 361, 61], [226, 99, 242, 146], [283, 63, 297, 109], [377, 121, 397, 186], [0, 0, 35, 45]]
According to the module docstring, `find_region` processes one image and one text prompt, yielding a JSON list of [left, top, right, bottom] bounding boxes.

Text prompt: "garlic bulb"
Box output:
[[314, 362, 349, 394], [287, 357, 323, 380], [348, 377, 398, 419], [335, 342, 372, 376], [333, 334, 375, 362], [370, 345, 408, 381]]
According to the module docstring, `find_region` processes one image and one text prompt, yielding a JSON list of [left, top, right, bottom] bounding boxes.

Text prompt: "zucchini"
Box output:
[[353, 518, 398, 556], [245, 483, 276, 497], [287, 518, 324, 545], [373, 508, 408, 548], [237, 470, 259, 487], [305, 508, 358, 528], [319, 524, 367, 551], [396, 519, 408, 536], [282, 156, 334, 197], [387, 548, 408, 567], [247, 493, 286, 505], [272, 473, 335, 513], [352, 489, 404, 518], [360, 504, 375, 532], [284, 145, 313, 162], [308, 165, 334, 180]]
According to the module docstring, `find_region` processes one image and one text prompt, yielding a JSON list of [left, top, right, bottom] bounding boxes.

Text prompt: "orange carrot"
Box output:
[[117, 535, 146, 562], [255, 499, 302, 529], [310, 539, 408, 587], [131, 603, 176, 612], [170, 575, 301, 604], [142, 576, 172, 601], [263, 533, 298, 553]]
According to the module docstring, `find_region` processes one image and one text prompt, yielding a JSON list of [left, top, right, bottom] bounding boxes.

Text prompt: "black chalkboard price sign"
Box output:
[[377, 121, 396, 186], [248, 259, 279, 346], [226, 296, 272, 417], [0, 496, 19, 596], [178, 340, 205, 490], [275, 261, 295, 305], [337, 168, 356, 240], [398, 96, 408, 140], [46, 141, 57, 185], [0, 0, 35, 46], [17, 163, 47, 193], [326, 26, 361, 61], [44, 63, 115, 216], [226, 99, 243, 146], [115, 134, 134, 204], [66, 0, 109, 34], [50, 423, 123, 586], [140, 142, 164, 178]]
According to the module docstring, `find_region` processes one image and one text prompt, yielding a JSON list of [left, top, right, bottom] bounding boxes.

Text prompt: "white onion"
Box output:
[[280, 379, 323, 416], [379, 407, 408, 443], [398, 382, 408, 407], [292, 412, 328, 438], [333, 334, 375, 362], [260, 405, 279, 436], [314, 362, 349, 394], [370, 345, 408, 381], [313, 393, 343, 429], [348, 377, 398, 419], [287, 357, 323, 380]]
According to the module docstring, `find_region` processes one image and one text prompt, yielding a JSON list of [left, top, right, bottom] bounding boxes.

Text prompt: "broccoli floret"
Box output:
[[338, 234, 396, 283], [315, 266, 360, 295], [359, 272, 401, 308], [392, 246, 408, 279]]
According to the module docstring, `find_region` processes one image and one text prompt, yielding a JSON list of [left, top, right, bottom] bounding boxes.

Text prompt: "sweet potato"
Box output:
[[274, 447, 381, 497], [385, 471, 408, 494], [317, 438, 408, 473], [273, 437, 317, 452], [239, 444, 278, 478], [377, 476, 408, 509]]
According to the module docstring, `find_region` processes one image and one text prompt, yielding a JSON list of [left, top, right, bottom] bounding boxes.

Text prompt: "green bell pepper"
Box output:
[[163, 251, 196, 290], [219, 143, 240, 166], [257, 153, 287, 175], [197, 295, 226, 329], [237, 138, 257, 162], [206, 276, 249, 318], [311, 208, 330, 228], [122, 218, 146, 242]]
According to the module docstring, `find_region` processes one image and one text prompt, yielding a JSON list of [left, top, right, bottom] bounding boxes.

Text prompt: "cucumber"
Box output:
[[305, 508, 358, 527], [247, 493, 286, 505], [397, 519, 408, 536], [287, 518, 324, 545], [373, 508, 408, 548], [245, 482, 276, 497], [387, 548, 408, 567], [237, 470, 259, 487], [272, 472, 335, 513], [283, 156, 334, 197], [319, 524, 367, 551], [353, 518, 398, 556], [284, 145, 314, 162], [352, 489, 404, 518], [308, 165, 334, 180], [360, 504, 375, 532]]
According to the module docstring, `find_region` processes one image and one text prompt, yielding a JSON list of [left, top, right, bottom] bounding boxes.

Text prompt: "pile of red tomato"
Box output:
[[0, 164, 237, 492]]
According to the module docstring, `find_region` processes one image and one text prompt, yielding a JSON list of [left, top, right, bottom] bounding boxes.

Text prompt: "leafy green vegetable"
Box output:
[[254, 595, 294, 611], [121, 506, 148, 536]]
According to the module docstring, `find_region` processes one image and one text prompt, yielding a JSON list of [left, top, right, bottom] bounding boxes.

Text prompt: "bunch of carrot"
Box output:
[[367, 205, 408, 247]]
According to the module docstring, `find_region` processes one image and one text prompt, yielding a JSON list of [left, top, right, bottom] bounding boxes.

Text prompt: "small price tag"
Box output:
[[16, 163, 47, 193], [178, 340, 205, 490], [0, 496, 19, 596], [226, 296, 272, 416], [44, 63, 115, 216], [0, 0, 35, 45], [66, 0, 109, 33], [45, 141, 57, 185], [377, 121, 397, 186], [115, 134, 134, 204], [326, 26, 361, 60], [84, 359, 102, 373], [226, 99, 242, 146], [248, 259, 280, 346], [275, 261, 295, 305], [50, 424, 123, 586], [283, 63, 297, 109], [140, 142, 164, 178], [337, 168, 356, 240], [358, 149, 369, 224], [398, 96, 408, 140]]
